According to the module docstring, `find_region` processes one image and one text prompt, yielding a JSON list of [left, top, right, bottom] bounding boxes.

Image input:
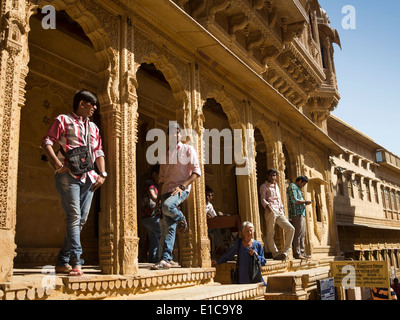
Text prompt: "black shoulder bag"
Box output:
[[230, 238, 241, 284], [249, 249, 262, 283], [60, 120, 94, 175]]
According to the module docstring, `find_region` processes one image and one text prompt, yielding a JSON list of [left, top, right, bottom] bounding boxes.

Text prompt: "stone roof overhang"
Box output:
[[130, 0, 344, 155]]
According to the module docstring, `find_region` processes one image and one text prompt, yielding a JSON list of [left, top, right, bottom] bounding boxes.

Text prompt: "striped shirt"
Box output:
[[42, 113, 105, 183], [259, 181, 284, 214], [287, 183, 306, 219]]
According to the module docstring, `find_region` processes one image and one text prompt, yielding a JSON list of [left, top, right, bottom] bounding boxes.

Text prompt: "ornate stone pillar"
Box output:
[[0, 0, 30, 282], [98, 15, 138, 275], [118, 16, 139, 276], [181, 62, 210, 268], [236, 102, 262, 242], [326, 177, 342, 256]]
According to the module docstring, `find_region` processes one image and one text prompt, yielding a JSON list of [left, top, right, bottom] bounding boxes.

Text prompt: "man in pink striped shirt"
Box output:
[[151, 122, 201, 270], [259, 168, 294, 261], [42, 90, 106, 276]]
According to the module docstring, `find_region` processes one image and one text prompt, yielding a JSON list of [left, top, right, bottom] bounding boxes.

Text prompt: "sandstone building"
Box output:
[[2, 0, 397, 300], [328, 115, 400, 272]]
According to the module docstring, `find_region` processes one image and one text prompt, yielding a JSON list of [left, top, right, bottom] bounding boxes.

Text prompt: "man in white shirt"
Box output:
[[151, 122, 201, 270], [259, 168, 294, 260]]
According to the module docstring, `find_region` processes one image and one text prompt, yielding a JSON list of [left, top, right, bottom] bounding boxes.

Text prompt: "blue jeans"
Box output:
[[158, 191, 189, 262], [142, 215, 161, 263], [55, 171, 94, 267]]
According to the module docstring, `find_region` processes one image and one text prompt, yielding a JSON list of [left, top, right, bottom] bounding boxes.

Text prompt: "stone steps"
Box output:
[[115, 282, 266, 300], [264, 266, 331, 300]]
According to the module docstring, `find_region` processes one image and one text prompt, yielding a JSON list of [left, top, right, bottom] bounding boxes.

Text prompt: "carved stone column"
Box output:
[[0, 1, 30, 282], [236, 103, 262, 243], [118, 16, 139, 276], [181, 62, 210, 268], [98, 16, 138, 275]]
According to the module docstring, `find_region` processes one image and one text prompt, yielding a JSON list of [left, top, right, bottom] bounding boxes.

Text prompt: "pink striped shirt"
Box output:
[[159, 141, 201, 194], [42, 113, 105, 183], [259, 181, 284, 213]]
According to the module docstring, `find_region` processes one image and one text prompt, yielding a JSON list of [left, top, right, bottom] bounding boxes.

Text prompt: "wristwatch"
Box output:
[[100, 172, 108, 178], [179, 184, 186, 191]]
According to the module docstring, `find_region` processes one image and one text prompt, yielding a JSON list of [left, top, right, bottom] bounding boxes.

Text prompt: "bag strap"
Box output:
[[236, 238, 241, 269], [85, 120, 92, 153]]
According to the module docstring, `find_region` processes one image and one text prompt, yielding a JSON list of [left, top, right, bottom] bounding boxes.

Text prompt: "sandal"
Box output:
[[150, 260, 171, 270], [55, 264, 72, 274], [177, 215, 188, 234], [68, 267, 84, 276]]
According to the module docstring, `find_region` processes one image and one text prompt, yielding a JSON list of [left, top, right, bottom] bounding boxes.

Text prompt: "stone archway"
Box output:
[[254, 119, 277, 253], [14, 1, 115, 269], [133, 53, 192, 266], [134, 62, 176, 263], [303, 151, 332, 257]]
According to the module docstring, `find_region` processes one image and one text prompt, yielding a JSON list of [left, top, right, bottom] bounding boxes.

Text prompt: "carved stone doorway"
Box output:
[[135, 62, 178, 263], [15, 9, 101, 266], [202, 98, 239, 257]]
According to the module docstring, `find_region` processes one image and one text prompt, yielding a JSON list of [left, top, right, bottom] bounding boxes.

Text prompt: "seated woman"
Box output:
[[212, 221, 266, 284]]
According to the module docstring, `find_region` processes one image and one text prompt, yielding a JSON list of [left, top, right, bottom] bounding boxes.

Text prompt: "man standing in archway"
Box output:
[[42, 90, 106, 276], [287, 176, 312, 260], [150, 121, 201, 270], [260, 168, 294, 261]]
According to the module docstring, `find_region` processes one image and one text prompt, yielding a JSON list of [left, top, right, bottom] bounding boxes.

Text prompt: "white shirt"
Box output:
[[158, 141, 201, 194]]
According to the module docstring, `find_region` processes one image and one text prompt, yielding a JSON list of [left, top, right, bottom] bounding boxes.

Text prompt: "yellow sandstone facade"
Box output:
[[328, 115, 400, 271], [1, 0, 397, 299]]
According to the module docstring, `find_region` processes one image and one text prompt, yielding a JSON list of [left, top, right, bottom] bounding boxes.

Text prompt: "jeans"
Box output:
[[142, 215, 161, 263], [55, 171, 94, 267], [158, 191, 189, 262]]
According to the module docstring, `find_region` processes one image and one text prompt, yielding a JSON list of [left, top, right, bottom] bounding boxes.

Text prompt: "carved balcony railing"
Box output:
[[173, 1, 339, 110]]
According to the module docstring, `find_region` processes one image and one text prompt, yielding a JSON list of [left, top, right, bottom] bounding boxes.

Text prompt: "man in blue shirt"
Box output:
[[287, 176, 312, 260]]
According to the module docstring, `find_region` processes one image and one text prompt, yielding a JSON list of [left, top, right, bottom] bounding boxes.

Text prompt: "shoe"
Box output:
[[150, 260, 171, 270], [294, 255, 307, 260], [55, 264, 72, 273], [68, 267, 84, 276], [169, 260, 179, 266], [273, 253, 286, 261], [177, 215, 188, 234]]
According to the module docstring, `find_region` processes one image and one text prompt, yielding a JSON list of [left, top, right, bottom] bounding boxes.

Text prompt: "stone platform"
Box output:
[[1, 258, 335, 300], [1, 264, 217, 300]]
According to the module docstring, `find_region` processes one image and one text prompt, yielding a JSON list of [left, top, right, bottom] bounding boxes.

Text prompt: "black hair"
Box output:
[[205, 185, 214, 193], [296, 175, 309, 183], [73, 90, 98, 112], [150, 164, 160, 175], [267, 168, 278, 176], [167, 121, 182, 136]]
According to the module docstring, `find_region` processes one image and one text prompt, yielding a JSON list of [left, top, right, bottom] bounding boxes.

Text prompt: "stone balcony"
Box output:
[[375, 149, 400, 173]]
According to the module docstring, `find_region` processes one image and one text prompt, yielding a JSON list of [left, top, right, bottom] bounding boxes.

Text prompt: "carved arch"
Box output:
[[203, 89, 242, 130], [138, 53, 188, 110], [303, 150, 328, 244], [254, 119, 275, 151], [35, 0, 115, 106], [281, 135, 299, 182]]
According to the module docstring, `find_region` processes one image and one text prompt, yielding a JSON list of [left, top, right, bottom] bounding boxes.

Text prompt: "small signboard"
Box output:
[[330, 261, 390, 288], [317, 277, 335, 300]]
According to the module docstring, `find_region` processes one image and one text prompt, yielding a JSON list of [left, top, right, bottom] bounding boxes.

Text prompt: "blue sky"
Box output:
[[318, 0, 400, 157]]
